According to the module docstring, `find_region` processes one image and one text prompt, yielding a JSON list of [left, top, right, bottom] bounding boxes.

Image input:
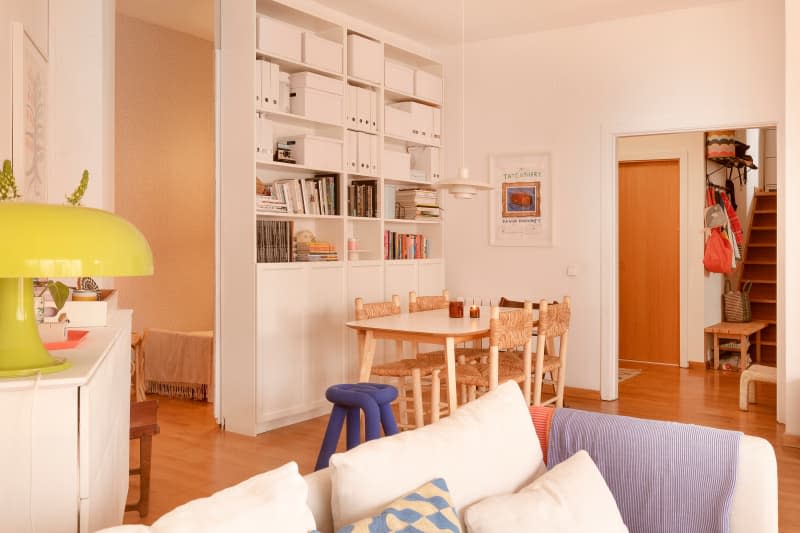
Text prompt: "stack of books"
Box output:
[[255, 175, 338, 215], [295, 241, 338, 262], [384, 231, 429, 260], [256, 220, 293, 263], [395, 188, 439, 220]]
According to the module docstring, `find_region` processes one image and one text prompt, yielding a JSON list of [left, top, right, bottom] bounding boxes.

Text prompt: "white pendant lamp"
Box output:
[[434, 0, 492, 199]]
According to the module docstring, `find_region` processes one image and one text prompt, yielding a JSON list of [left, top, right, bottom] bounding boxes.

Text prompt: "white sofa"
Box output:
[[103, 382, 778, 533]]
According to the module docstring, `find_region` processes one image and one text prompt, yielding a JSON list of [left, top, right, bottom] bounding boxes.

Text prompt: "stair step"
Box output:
[[750, 298, 777, 304], [751, 226, 777, 230], [761, 341, 777, 347], [744, 260, 776, 265], [754, 209, 777, 214], [748, 279, 777, 284], [748, 243, 776, 248], [755, 191, 777, 197]]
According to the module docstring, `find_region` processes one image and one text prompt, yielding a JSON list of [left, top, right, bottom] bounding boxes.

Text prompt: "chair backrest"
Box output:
[[537, 297, 571, 339], [355, 295, 401, 320], [408, 289, 450, 313], [499, 297, 557, 310], [489, 302, 534, 350]]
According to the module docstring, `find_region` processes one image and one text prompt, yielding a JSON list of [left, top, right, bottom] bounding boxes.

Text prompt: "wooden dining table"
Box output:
[[345, 306, 537, 415]]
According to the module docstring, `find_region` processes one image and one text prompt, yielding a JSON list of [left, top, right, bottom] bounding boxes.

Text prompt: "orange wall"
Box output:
[[115, 15, 214, 333]]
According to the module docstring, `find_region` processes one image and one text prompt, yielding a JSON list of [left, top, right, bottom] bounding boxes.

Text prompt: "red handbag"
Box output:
[[703, 227, 733, 274]]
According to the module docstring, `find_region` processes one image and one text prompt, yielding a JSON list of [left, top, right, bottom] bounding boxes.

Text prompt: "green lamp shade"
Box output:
[[0, 203, 153, 377]]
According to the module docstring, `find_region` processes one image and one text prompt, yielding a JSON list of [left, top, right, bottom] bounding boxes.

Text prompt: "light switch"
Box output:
[[566, 265, 578, 277]]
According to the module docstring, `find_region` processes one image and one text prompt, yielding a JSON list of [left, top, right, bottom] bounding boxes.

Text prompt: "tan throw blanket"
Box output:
[[143, 329, 214, 402]]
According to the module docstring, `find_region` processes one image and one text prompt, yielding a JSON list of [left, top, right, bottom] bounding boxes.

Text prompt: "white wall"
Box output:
[[443, 0, 784, 392]]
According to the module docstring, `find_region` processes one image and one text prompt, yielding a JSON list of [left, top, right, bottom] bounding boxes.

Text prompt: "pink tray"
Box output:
[[45, 330, 89, 350]]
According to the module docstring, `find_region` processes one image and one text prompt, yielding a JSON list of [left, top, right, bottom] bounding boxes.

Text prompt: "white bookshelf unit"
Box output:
[[219, 0, 446, 435]]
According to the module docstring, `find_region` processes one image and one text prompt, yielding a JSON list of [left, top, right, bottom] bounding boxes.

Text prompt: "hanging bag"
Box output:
[[723, 279, 753, 322], [703, 227, 733, 274]]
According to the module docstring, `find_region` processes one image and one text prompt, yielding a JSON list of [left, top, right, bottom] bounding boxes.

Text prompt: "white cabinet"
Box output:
[[0, 311, 132, 533], [256, 264, 346, 431]]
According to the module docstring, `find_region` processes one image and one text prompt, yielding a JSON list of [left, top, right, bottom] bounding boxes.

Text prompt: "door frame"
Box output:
[[616, 153, 688, 370]]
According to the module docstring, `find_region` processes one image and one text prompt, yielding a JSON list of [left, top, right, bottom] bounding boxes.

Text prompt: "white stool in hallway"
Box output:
[[739, 364, 776, 411]]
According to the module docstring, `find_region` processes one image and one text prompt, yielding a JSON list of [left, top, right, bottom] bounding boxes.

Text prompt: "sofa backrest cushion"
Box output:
[[328, 381, 544, 530]]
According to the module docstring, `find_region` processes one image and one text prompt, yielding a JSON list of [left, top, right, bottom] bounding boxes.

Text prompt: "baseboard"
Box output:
[[565, 386, 601, 400], [687, 361, 709, 370], [782, 432, 800, 449]]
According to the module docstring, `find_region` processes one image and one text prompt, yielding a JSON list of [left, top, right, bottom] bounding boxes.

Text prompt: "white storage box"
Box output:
[[281, 134, 343, 170], [384, 105, 412, 138], [385, 60, 414, 94], [414, 70, 443, 103], [302, 32, 343, 73], [289, 71, 343, 95], [347, 34, 382, 84], [290, 87, 343, 125], [389, 101, 433, 142], [383, 150, 411, 180], [61, 290, 118, 327], [257, 15, 302, 62], [408, 146, 440, 183]]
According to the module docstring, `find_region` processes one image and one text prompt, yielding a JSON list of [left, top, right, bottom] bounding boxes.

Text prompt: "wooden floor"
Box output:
[[124, 362, 800, 531]]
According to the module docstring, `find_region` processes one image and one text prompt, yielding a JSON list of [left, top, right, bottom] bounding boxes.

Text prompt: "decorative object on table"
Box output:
[[469, 304, 480, 318], [71, 289, 98, 302], [723, 279, 753, 322], [0, 160, 20, 201], [490, 152, 553, 246], [0, 202, 152, 376], [43, 329, 89, 350], [432, 0, 492, 200], [65, 169, 89, 206], [448, 299, 464, 318], [77, 276, 99, 291], [12, 22, 48, 203]]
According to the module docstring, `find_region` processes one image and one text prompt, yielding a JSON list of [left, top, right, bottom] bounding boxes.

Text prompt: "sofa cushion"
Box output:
[[328, 381, 545, 530], [335, 478, 461, 533], [149, 461, 316, 533], [463, 450, 628, 533]]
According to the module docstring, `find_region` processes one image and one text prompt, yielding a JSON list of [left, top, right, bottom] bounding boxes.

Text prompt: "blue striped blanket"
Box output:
[[548, 408, 741, 533]]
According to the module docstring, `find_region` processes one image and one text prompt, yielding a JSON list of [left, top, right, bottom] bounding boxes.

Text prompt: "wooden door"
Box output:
[[618, 160, 680, 364]]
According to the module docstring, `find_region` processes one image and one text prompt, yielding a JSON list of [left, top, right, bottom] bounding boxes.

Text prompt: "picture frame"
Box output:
[[12, 22, 49, 203], [490, 152, 552, 246]]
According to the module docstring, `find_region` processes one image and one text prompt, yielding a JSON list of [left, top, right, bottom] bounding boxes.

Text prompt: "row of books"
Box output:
[[295, 241, 338, 262], [395, 188, 440, 220], [348, 180, 378, 218], [384, 231, 430, 260], [257, 220, 293, 263], [256, 175, 338, 216]]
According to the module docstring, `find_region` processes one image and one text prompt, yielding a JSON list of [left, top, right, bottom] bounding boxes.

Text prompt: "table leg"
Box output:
[[358, 330, 375, 382], [135, 346, 146, 402], [740, 334, 750, 372], [713, 333, 720, 370], [756, 330, 762, 364], [445, 337, 458, 415]]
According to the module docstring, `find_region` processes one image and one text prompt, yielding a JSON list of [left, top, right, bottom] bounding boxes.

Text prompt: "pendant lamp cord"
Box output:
[[460, 0, 465, 173]]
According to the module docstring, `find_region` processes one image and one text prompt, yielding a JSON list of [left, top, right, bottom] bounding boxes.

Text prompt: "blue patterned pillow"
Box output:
[[335, 478, 462, 533]]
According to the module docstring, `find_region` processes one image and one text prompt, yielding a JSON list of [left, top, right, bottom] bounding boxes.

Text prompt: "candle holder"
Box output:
[[469, 305, 480, 318], [449, 300, 464, 318]]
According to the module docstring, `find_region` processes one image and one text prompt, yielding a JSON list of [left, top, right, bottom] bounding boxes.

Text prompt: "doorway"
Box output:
[[618, 160, 680, 365]]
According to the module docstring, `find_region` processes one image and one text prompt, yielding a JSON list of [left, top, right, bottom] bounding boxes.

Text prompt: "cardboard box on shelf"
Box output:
[[62, 289, 118, 327]]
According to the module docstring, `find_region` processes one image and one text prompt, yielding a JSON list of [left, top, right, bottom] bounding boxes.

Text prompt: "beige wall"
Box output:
[[115, 14, 214, 333]]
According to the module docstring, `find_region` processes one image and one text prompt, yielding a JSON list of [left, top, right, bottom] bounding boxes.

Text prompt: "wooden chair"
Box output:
[[498, 296, 555, 389], [356, 296, 443, 429], [126, 399, 160, 517], [454, 303, 534, 404], [131, 332, 146, 402], [532, 297, 571, 407]]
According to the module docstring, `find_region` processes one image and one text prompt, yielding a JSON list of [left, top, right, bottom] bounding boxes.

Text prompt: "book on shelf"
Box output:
[[256, 175, 338, 215], [395, 187, 440, 220], [348, 179, 378, 218], [295, 241, 338, 262], [384, 231, 430, 260], [257, 219, 294, 263]]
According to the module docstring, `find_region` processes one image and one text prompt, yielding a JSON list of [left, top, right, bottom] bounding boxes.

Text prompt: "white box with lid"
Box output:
[[384, 105, 412, 139], [408, 146, 440, 183], [289, 72, 343, 125], [347, 34, 382, 84], [385, 60, 414, 94], [414, 70, 443, 103], [383, 150, 411, 180], [389, 101, 433, 142], [289, 71, 343, 95], [257, 15, 302, 62], [280, 134, 343, 170], [302, 32, 343, 74]]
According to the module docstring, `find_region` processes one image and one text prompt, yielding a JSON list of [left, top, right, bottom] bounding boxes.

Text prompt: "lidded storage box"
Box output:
[[257, 15, 302, 61], [289, 71, 344, 125], [279, 134, 343, 170], [385, 60, 414, 94], [414, 70, 443, 103], [302, 32, 343, 73], [383, 149, 411, 180], [347, 34, 382, 84]]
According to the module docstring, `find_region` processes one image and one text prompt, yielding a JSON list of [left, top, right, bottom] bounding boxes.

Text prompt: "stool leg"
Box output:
[[138, 435, 153, 517], [748, 379, 756, 404], [362, 397, 381, 442], [739, 374, 750, 411], [714, 333, 720, 370], [346, 406, 362, 449], [431, 369, 441, 424], [379, 399, 399, 437], [315, 405, 347, 471]]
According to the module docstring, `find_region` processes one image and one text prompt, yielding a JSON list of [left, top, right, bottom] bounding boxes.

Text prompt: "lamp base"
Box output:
[[0, 278, 72, 377]]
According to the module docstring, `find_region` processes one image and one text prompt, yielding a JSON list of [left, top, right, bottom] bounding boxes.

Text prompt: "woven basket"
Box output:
[[723, 280, 752, 322]]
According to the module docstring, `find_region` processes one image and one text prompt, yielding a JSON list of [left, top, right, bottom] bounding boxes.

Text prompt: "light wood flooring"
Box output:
[[124, 363, 800, 531]]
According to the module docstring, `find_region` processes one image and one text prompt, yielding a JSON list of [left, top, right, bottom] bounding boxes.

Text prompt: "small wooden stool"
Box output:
[[739, 364, 777, 411], [126, 400, 160, 517], [704, 321, 767, 371]]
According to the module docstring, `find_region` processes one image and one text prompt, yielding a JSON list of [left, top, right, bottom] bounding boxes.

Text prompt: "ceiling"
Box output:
[[116, 0, 732, 46]]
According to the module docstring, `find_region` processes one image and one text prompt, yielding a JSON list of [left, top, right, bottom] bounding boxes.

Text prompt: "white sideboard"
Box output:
[[0, 310, 132, 532]]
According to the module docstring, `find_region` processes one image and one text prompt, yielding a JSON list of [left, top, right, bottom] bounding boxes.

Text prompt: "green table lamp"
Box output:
[[0, 203, 153, 377]]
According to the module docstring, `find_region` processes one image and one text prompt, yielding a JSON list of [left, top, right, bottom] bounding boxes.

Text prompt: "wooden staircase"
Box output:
[[737, 191, 777, 365]]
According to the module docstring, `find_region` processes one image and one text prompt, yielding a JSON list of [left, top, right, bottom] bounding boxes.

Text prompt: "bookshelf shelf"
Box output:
[[384, 176, 435, 186], [383, 87, 441, 108], [383, 133, 442, 149], [256, 48, 344, 79], [384, 217, 441, 225], [256, 211, 343, 220], [257, 159, 342, 174], [347, 215, 380, 222], [347, 75, 381, 89], [258, 108, 344, 130]]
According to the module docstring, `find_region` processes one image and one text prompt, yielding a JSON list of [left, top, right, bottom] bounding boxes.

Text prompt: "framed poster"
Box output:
[[490, 152, 552, 246], [12, 22, 48, 202]]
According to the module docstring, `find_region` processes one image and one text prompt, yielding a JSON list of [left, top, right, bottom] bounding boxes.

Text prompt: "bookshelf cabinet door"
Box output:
[[347, 263, 384, 378], [305, 265, 346, 405], [418, 261, 445, 297], [385, 262, 418, 311], [257, 266, 307, 421]]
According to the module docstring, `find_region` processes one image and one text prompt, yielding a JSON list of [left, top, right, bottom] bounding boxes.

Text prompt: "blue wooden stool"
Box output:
[[314, 383, 399, 471]]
